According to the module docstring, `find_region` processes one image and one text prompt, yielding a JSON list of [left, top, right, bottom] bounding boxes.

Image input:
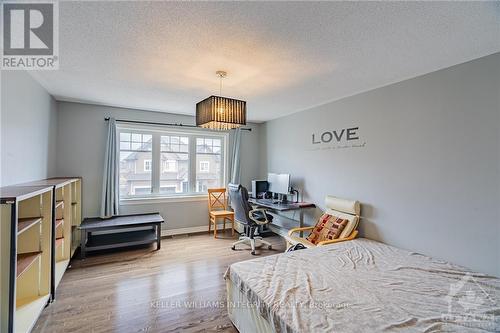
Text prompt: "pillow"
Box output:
[[306, 213, 348, 245]]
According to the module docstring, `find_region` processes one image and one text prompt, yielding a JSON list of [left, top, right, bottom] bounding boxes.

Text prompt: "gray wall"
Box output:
[[56, 101, 263, 230], [264, 53, 500, 277], [0, 71, 58, 186]]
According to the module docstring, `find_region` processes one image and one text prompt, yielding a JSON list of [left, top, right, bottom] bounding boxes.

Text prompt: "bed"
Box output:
[[225, 238, 500, 332]]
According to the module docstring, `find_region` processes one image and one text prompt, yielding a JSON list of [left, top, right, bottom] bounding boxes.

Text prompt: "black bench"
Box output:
[[79, 213, 164, 259]]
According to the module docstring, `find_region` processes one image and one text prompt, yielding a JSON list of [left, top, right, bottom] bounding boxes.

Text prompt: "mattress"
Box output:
[[225, 238, 500, 333]]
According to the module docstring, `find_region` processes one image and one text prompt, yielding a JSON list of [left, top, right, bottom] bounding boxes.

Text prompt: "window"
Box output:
[[118, 127, 226, 199], [144, 159, 152, 172], [119, 132, 152, 197], [195, 138, 222, 193], [199, 161, 210, 173]]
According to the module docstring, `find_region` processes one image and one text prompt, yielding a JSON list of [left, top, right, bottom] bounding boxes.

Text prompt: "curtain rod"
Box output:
[[104, 117, 252, 131]]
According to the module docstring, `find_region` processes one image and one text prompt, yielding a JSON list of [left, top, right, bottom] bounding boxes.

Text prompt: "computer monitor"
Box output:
[[267, 173, 290, 195]]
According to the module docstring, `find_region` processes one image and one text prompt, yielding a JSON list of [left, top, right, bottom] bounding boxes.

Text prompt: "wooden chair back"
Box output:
[[208, 188, 227, 211]]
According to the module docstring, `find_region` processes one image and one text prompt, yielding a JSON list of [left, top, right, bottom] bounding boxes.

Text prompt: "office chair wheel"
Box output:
[[268, 245, 272, 250], [231, 246, 236, 251], [251, 251, 256, 255]]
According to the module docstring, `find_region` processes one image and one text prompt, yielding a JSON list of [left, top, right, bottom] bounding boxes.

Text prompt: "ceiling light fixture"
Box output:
[[196, 71, 246, 130]]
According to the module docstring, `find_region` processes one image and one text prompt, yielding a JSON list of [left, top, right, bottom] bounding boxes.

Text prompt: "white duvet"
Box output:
[[225, 238, 500, 332]]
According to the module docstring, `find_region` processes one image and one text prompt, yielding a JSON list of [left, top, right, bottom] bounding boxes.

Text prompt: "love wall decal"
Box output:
[[309, 127, 366, 151]]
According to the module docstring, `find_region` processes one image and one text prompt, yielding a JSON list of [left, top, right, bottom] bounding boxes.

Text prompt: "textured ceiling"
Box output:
[[30, 1, 500, 122]]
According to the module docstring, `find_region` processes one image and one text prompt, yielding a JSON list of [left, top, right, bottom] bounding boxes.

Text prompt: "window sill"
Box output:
[[120, 195, 208, 205]]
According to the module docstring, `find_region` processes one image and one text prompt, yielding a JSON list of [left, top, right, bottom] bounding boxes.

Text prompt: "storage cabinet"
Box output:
[[1, 186, 53, 333], [18, 177, 82, 296], [1, 177, 82, 333]]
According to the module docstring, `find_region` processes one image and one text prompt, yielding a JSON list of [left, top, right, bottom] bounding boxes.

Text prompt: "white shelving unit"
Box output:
[[19, 177, 82, 297], [1, 185, 53, 333]]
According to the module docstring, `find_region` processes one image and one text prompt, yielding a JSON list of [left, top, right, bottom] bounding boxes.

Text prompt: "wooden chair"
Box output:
[[286, 195, 360, 249], [208, 188, 235, 238]]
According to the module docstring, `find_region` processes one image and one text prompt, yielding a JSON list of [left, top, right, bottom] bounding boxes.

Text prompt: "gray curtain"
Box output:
[[230, 128, 242, 184], [100, 117, 119, 218]]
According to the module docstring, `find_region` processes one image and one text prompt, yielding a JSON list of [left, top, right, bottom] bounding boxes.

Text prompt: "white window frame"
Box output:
[[199, 161, 210, 173], [143, 159, 152, 172], [118, 123, 228, 202]]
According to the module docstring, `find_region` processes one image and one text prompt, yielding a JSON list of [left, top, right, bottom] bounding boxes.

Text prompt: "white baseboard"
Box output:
[[161, 223, 235, 237]]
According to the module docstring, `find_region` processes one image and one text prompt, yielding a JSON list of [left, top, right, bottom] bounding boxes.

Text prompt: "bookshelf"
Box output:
[[1, 177, 82, 332], [18, 178, 82, 296], [1, 185, 53, 333]]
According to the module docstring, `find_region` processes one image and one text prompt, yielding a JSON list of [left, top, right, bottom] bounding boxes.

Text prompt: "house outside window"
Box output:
[[118, 126, 227, 199], [162, 160, 177, 172]]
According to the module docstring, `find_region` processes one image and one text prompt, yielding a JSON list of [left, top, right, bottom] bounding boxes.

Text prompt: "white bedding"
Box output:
[[225, 238, 500, 332]]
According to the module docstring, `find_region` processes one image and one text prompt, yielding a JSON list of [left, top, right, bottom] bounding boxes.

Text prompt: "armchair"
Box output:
[[286, 195, 360, 249]]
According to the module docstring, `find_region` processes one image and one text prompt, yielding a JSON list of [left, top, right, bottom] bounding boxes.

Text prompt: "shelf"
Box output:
[[17, 252, 42, 278], [55, 218, 64, 229], [86, 230, 157, 252], [55, 237, 64, 248], [17, 217, 42, 235], [55, 259, 70, 288], [15, 294, 51, 333], [55, 200, 64, 209]]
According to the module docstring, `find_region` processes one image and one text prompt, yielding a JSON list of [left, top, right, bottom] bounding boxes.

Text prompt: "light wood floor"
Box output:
[[33, 231, 286, 333]]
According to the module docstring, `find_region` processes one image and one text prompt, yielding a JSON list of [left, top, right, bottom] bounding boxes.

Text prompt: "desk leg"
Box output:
[[156, 224, 161, 250], [80, 229, 87, 260], [299, 210, 304, 238]]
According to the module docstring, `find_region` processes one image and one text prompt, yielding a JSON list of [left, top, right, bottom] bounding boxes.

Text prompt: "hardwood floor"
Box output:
[[33, 231, 286, 333]]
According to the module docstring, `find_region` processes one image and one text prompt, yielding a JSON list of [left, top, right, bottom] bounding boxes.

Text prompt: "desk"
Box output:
[[248, 198, 315, 237]]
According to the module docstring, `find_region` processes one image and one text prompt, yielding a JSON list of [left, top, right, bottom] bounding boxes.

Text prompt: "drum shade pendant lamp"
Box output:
[[196, 71, 246, 130]]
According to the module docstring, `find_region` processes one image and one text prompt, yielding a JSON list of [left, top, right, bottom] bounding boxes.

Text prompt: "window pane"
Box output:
[[196, 136, 222, 193], [119, 150, 152, 197], [120, 132, 131, 141], [142, 138, 152, 151], [120, 142, 130, 150], [132, 133, 141, 142], [160, 152, 189, 194]]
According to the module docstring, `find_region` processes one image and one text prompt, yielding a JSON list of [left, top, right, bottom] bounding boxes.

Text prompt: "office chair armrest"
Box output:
[[287, 226, 315, 237], [249, 209, 270, 225], [317, 230, 358, 246]]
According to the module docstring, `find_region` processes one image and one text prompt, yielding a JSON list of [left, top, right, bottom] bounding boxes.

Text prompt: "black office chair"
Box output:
[[228, 183, 273, 255]]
